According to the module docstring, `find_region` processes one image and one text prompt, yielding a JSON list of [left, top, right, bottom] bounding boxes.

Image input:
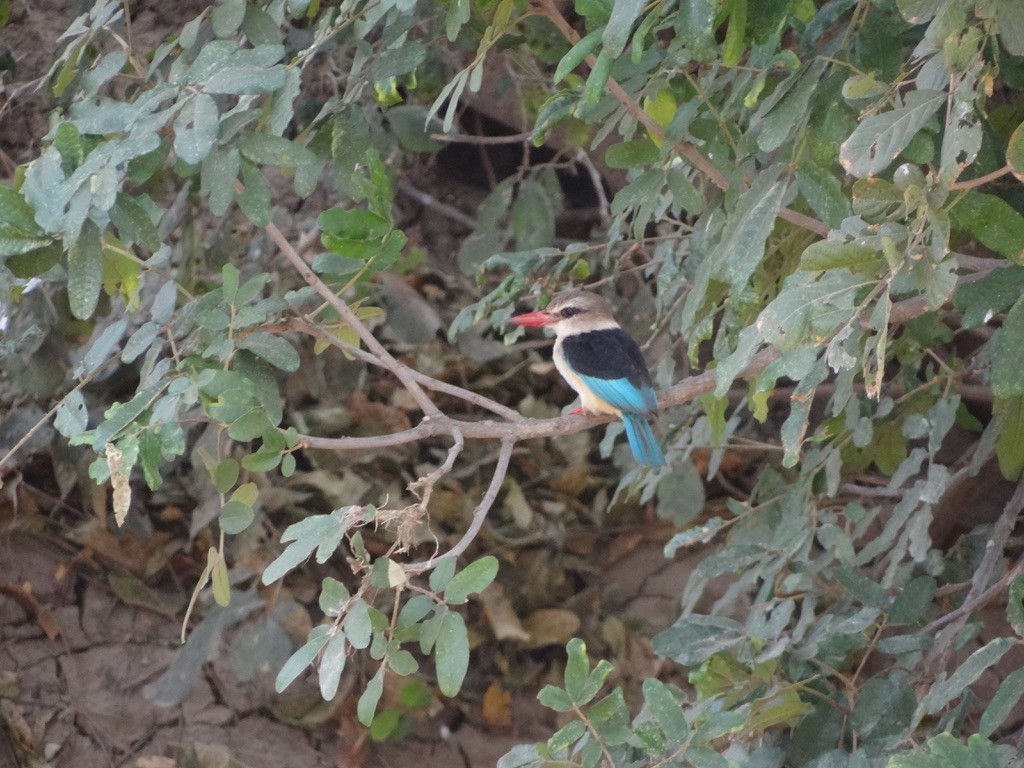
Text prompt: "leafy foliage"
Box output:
[[3, 0, 1024, 764]]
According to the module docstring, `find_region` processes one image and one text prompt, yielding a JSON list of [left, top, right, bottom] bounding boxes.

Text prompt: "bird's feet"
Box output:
[[568, 406, 586, 416]]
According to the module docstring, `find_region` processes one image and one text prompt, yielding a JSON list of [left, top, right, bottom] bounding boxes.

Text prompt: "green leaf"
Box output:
[[642, 678, 688, 740], [227, 410, 273, 441], [219, 499, 254, 534], [896, 0, 944, 23], [797, 162, 851, 229], [555, 27, 603, 83], [319, 576, 349, 617], [429, 557, 457, 593], [210, 548, 230, 606], [997, 1, 1024, 56], [204, 64, 287, 95], [238, 331, 300, 372], [238, 133, 318, 169], [980, 667, 1024, 737], [888, 575, 936, 624], [588, 688, 632, 746], [916, 637, 1015, 719], [317, 207, 391, 239], [110, 194, 160, 252], [996, 396, 1024, 480], [677, 0, 718, 61], [318, 631, 347, 700], [54, 121, 83, 173], [664, 517, 724, 556], [798, 241, 880, 272], [991, 295, 1024, 398], [722, 0, 748, 67], [537, 684, 575, 712], [443, 555, 498, 605], [275, 624, 331, 692], [953, 265, 1024, 328], [950, 192, 1024, 264], [0, 185, 44, 233], [55, 389, 88, 438], [388, 649, 418, 676], [565, 639, 598, 705], [173, 92, 219, 165], [212, 0, 246, 38], [757, 61, 826, 152], [1008, 121, 1024, 182], [212, 457, 239, 493], [280, 453, 296, 476], [748, 0, 790, 42], [547, 720, 586, 752], [1008, 571, 1024, 636], [385, 105, 444, 153], [92, 384, 163, 449], [261, 512, 345, 584], [357, 665, 385, 725], [652, 615, 746, 666], [67, 219, 103, 320], [839, 90, 945, 178], [605, 138, 659, 169], [602, 0, 644, 58], [344, 598, 373, 649], [435, 610, 469, 697], [237, 159, 271, 226], [583, 49, 614, 106], [202, 147, 241, 216], [229, 479, 258, 503], [138, 429, 163, 490]]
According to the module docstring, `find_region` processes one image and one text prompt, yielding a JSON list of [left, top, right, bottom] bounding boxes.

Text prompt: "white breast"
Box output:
[[552, 336, 622, 417]]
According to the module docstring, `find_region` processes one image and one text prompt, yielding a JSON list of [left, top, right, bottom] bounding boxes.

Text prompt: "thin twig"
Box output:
[[922, 476, 1024, 667], [950, 164, 1012, 191], [430, 131, 533, 145], [285, 317, 521, 420], [296, 347, 779, 451], [404, 438, 515, 572], [409, 429, 465, 511], [263, 217, 444, 418], [396, 179, 478, 230]]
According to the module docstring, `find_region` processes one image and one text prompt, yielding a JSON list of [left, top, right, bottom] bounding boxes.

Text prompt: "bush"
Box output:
[[3, 0, 1024, 765]]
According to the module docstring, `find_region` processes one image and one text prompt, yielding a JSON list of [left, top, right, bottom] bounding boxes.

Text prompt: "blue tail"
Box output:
[[622, 414, 666, 467]]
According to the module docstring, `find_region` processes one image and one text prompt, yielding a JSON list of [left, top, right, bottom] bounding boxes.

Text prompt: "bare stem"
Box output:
[[404, 438, 515, 573]]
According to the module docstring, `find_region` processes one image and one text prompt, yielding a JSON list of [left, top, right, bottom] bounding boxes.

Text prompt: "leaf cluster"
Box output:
[[4, 0, 1024, 763]]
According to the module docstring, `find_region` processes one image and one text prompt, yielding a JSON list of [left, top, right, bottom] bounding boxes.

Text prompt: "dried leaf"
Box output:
[[478, 583, 530, 642], [522, 608, 581, 649], [482, 681, 512, 728]]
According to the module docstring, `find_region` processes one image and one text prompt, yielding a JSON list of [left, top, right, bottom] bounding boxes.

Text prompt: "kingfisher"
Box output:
[[509, 289, 666, 467]]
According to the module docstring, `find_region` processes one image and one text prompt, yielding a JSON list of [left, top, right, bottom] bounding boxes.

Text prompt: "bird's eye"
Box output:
[[560, 307, 581, 318]]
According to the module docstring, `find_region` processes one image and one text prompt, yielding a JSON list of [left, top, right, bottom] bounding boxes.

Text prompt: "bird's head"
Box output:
[[509, 289, 619, 334]]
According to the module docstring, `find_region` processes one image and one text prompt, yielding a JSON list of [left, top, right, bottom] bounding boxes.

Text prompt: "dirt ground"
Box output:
[[1, 479, 703, 768]]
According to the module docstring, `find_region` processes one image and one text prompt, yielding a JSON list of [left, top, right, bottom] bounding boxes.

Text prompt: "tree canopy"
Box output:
[[3, 0, 1024, 765]]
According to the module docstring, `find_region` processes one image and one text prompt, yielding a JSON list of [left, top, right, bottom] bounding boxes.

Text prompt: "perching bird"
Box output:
[[509, 289, 665, 467]]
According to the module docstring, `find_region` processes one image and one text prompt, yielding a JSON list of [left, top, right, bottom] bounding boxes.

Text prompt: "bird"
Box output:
[[509, 289, 666, 467]]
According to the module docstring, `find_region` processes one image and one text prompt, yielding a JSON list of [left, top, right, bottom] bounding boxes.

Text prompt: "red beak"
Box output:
[[509, 310, 556, 327]]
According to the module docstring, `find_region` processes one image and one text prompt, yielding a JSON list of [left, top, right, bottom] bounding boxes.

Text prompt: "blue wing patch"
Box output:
[[579, 374, 658, 415]]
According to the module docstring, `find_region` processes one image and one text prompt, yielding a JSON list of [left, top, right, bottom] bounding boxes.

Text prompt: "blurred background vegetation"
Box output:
[[3, 0, 1024, 765]]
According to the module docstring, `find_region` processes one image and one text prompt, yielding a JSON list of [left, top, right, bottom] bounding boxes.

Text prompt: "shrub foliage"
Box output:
[[3, 0, 1024, 765]]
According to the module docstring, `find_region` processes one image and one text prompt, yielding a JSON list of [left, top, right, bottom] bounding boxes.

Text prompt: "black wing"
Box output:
[[561, 328, 653, 388]]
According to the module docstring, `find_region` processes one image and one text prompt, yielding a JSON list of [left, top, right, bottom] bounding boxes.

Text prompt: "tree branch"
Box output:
[[404, 438, 515, 572], [922, 476, 1024, 669], [531, 0, 831, 238], [285, 317, 521, 420], [263, 219, 444, 418]]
